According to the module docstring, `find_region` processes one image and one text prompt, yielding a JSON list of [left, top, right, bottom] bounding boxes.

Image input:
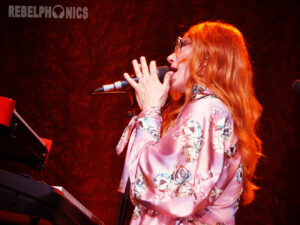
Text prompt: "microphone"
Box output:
[[91, 66, 170, 93]]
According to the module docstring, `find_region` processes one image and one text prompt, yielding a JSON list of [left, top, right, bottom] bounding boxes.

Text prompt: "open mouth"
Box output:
[[170, 67, 177, 72]]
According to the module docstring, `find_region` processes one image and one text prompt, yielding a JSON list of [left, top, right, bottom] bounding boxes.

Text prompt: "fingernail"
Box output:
[[167, 71, 174, 76]]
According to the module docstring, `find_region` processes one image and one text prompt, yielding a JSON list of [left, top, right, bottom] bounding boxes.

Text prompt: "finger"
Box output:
[[163, 71, 173, 90], [149, 60, 158, 80], [132, 59, 143, 78], [124, 73, 138, 89], [140, 56, 150, 77]]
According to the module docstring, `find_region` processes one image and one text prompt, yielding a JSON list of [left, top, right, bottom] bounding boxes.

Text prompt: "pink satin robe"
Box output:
[[116, 88, 243, 225]]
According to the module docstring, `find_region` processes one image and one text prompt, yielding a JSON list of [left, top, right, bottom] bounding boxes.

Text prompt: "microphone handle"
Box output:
[[92, 66, 169, 93]]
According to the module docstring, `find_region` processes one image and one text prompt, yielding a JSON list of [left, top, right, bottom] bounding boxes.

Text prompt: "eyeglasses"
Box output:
[[175, 36, 191, 52]]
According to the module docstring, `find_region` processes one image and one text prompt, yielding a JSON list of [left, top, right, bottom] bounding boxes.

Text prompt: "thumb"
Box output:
[[163, 71, 173, 89]]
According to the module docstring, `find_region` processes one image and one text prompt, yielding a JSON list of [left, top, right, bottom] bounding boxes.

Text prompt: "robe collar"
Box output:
[[191, 84, 215, 100]]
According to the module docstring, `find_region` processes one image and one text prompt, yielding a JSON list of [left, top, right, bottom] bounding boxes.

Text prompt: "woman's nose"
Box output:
[[167, 52, 176, 64]]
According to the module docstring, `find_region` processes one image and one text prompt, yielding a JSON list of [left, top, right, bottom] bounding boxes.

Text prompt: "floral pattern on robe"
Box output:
[[116, 87, 243, 225]]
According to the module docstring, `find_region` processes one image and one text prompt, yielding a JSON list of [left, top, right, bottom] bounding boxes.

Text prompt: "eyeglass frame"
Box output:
[[175, 36, 192, 52]]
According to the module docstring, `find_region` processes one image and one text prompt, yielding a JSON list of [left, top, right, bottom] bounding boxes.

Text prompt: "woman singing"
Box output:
[[117, 21, 262, 225]]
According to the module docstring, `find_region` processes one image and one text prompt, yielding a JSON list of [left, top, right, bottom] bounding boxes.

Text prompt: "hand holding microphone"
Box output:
[[123, 57, 173, 110]]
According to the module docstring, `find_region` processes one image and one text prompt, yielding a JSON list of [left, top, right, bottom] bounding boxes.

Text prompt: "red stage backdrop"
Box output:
[[0, 0, 298, 224]]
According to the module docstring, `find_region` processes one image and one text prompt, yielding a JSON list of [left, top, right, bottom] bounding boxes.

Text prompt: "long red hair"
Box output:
[[162, 21, 262, 205]]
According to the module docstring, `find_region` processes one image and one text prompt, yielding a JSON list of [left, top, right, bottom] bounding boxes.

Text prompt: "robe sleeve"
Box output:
[[125, 97, 237, 218]]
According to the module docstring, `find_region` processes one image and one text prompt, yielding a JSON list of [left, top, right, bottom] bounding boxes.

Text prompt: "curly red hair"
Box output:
[[162, 21, 262, 205]]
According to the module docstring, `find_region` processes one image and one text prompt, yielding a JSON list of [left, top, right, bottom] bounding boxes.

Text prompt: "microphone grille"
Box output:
[[157, 66, 170, 82]]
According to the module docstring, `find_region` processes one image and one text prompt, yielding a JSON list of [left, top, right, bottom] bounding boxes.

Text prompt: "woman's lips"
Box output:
[[170, 66, 177, 72], [168, 67, 177, 78]]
